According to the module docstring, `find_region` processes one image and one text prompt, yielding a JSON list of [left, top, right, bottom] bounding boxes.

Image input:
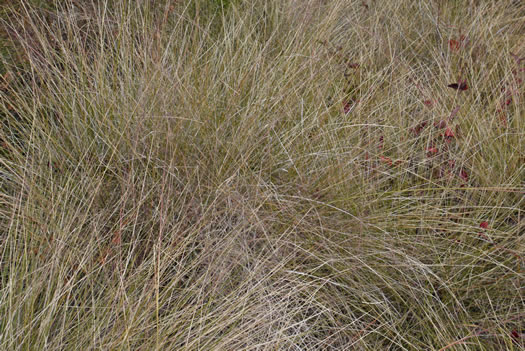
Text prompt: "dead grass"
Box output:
[[0, 0, 523, 350]]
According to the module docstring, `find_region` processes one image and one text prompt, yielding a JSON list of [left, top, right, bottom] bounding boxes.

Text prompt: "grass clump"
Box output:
[[0, 0, 523, 349]]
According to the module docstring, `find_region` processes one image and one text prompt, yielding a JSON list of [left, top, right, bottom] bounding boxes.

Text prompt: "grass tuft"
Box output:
[[1, 0, 523, 349]]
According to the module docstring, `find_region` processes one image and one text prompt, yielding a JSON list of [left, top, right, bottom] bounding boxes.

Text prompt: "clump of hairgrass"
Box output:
[[1, 0, 523, 350]]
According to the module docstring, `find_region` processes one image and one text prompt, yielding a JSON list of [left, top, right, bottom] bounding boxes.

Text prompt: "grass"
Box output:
[[0, 0, 523, 349]]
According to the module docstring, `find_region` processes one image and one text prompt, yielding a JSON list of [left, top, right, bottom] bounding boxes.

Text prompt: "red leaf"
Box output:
[[444, 127, 455, 138], [411, 121, 428, 135], [380, 156, 393, 166], [343, 101, 352, 114], [480, 221, 489, 229], [511, 330, 521, 343], [448, 81, 468, 91], [448, 39, 460, 51], [459, 169, 469, 181], [423, 99, 433, 107], [426, 147, 438, 156]]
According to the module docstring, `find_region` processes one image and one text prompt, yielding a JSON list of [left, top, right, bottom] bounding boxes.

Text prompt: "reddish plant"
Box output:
[[343, 101, 352, 114], [380, 156, 393, 166], [449, 35, 467, 52], [411, 121, 428, 136], [459, 169, 469, 181], [511, 330, 522, 344], [448, 39, 460, 51], [448, 81, 468, 91], [426, 147, 438, 156], [444, 127, 455, 138]]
